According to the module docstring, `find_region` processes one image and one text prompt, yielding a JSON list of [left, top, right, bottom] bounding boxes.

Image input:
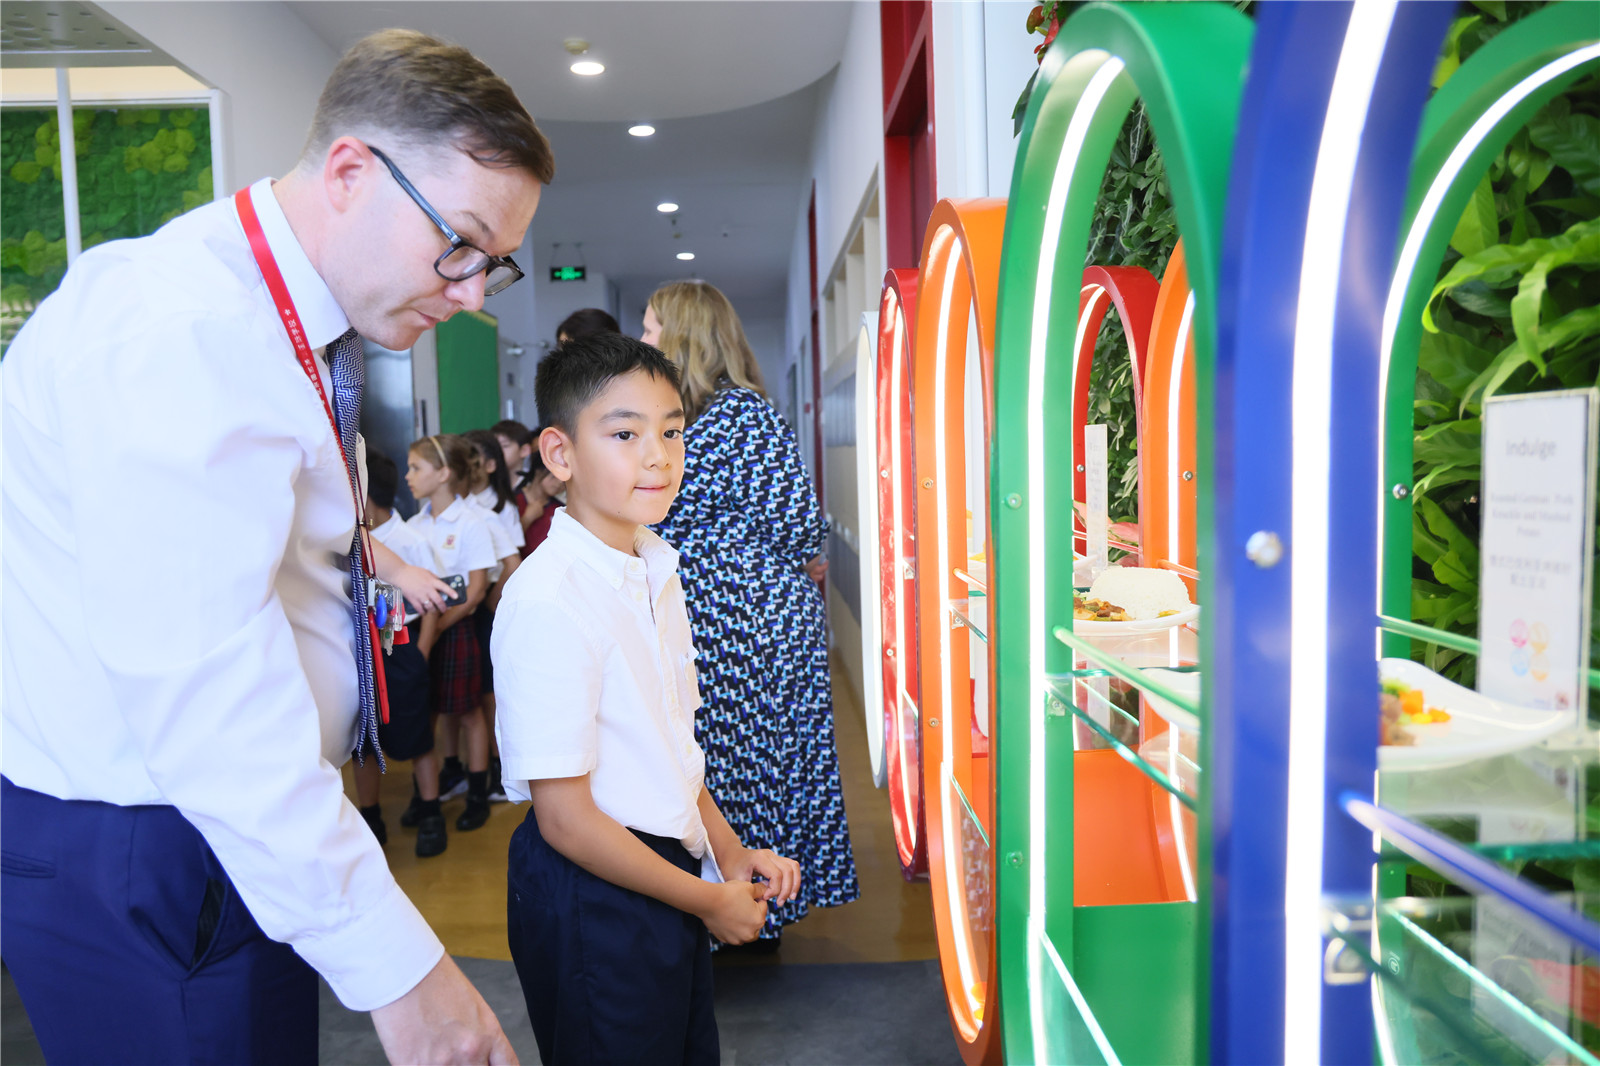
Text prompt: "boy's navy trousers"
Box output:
[[508, 806, 720, 1066], [1, 776, 317, 1064]]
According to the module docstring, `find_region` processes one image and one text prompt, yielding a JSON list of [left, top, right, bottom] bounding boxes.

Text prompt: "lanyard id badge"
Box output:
[[235, 185, 392, 724]]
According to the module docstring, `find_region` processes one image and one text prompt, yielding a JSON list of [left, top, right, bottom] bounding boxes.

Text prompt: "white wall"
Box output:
[[784, 1, 885, 401], [932, 0, 1037, 201], [99, 2, 337, 186]]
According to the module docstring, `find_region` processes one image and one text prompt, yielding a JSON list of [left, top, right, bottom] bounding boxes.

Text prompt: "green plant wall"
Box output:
[[1, 106, 212, 352], [1410, 1, 1599, 686]]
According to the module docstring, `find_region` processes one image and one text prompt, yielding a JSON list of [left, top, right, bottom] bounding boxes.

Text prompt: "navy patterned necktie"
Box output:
[[328, 328, 384, 770]]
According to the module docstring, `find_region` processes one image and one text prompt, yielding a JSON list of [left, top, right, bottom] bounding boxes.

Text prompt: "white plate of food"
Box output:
[[1069, 566, 1198, 634], [1377, 658, 1573, 771]]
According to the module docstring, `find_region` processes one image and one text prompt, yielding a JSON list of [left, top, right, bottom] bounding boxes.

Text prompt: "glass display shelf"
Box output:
[[1325, 893, 1600, 1064], [950, 598, 988, 643], [1378, 742, 1600, 875], [949, 773, 994, 984], [1044, 675, 1199, 812]]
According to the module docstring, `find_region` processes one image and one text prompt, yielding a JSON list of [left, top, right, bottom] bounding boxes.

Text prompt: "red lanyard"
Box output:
[[235, 187, 374, 578]]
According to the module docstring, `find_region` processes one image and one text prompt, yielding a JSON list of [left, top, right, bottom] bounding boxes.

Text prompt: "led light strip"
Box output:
[[932, 230, 984, 1024], [888, 292, 918, 850], [1168, 293, 1196, 572], [1286, 2, 1398, 1058], [1025, 53, 1127, 1058]]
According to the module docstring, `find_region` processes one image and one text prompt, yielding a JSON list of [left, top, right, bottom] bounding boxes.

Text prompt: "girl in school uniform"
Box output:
[[463, 429, 524, 806], [404, 434, 498, 832]]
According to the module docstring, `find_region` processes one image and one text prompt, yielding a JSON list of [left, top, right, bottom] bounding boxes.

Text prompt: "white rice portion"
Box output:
[[1088, 566, 1191, 621]]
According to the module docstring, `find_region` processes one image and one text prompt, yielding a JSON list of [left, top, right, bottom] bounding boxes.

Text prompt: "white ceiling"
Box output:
[[285, 1, 856, 333]]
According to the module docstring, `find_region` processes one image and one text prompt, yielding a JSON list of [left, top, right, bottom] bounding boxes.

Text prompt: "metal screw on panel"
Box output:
[[1076, 464, 1085, 473], [1392, 483, 1410, 499], [880, 468, 890, 479], [1007, 852, 1023, 867], [1048, 697, 1066, 717], [922, 478, 934, 489], [1245, 530, 1284, 569], [929, 717, 940, 728], [1182, 470, 1195, 482], [886, 647, 895, 658], [1005, 493, 1022, 509]]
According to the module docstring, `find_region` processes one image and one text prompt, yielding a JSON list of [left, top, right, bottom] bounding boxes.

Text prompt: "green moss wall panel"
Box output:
[[436, 310, 499, 434]]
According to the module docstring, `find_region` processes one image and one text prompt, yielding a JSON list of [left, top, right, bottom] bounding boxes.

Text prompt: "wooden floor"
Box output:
[[345, 654, 939, 965]]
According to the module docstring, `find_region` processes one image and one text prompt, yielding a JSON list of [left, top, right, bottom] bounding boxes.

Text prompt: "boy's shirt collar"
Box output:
[[549, 507, 680, 601]]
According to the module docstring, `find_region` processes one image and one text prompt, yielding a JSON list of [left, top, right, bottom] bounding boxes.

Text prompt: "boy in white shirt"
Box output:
[[492, 332, 800, 1065]]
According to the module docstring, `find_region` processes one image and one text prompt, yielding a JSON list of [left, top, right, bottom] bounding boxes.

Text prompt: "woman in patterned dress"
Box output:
[[643, 280, 859, 944]]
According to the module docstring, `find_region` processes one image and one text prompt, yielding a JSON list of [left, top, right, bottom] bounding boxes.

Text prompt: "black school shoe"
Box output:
[[399, 786, 425, 828], [438, 759, 468, 801], [360, 805, 387, 847], [487, 757, 508, 804], [416, 814, 448, 857], [456, 795, 490, 832]]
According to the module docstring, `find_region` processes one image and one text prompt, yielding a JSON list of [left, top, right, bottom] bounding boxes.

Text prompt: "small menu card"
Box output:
[[1477, 389, 1597, 724]]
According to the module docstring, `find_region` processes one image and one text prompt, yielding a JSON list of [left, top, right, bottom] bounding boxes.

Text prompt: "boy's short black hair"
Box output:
[[366, 450, 399, 510], [535, 331, 681, 435], [556, 307, 619, 345]]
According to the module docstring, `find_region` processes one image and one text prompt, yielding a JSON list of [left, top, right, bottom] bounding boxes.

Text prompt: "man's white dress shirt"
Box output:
[[1, 178, 442, 1010], [491, 508, 723, 881]]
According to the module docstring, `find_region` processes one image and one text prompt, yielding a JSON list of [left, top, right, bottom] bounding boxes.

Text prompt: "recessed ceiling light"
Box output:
[[656, 202, 679, 214], [677, 252, 696, 261], [570, 60, 605, 76], [628, 124, 656, 137]]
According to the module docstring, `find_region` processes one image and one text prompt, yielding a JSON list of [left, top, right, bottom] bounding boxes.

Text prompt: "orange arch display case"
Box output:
[[1138, 240, 1199, 596], [875, 268, 928, 881], [911, 198, 1006, 1065]]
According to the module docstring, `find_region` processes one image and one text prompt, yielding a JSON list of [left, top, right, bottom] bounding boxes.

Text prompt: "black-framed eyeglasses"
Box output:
[[367, 144, 525, 297]]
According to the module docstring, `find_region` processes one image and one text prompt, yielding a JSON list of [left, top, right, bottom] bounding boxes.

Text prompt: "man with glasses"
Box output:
[[1, 29, 550, 1066]]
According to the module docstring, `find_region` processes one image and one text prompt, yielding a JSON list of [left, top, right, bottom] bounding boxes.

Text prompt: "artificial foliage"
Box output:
[[1410, 2, 1600, 688], [1, 106, 212, 352]]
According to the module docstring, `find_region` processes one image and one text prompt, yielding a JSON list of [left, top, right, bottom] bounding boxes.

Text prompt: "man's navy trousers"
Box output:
[[1, 777, 317, 1064]]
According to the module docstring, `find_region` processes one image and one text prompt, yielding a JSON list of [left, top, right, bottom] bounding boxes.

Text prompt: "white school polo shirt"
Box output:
[[491, 508, 722, 882], [407, 496, 496, 579], [467, 488, 518, 583]]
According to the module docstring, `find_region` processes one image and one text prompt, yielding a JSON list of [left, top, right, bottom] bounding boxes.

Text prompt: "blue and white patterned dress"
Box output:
[[654, 387, 860, 939]]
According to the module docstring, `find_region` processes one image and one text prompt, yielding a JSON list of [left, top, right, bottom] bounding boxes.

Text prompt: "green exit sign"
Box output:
[[549, 265, 587, 282]]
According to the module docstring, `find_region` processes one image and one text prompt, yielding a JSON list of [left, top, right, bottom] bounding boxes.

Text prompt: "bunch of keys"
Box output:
[[367, 578, 406, 654]]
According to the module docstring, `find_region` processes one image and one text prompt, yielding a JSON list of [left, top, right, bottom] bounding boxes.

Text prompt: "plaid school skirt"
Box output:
[[429, 620, 483, 717]]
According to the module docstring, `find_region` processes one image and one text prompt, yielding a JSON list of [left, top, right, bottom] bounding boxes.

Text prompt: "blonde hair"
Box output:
[[647, 280, 765, 423]]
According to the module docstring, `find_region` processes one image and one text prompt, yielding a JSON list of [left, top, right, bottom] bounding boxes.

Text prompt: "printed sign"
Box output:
[[1084, 424, 1109, 579], [1477, 389, 1597, 725]]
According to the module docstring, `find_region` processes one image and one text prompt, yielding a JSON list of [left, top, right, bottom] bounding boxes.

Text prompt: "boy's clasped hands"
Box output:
[[705, 846, 802, 944]]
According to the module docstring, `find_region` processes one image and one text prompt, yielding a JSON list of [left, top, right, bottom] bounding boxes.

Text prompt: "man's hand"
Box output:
[[804, 555, 828, 584], [719, 846, 802, 906], [698, 880, 768, 945], [370, 954, 517, 1065], [392, 563, 454, 615]]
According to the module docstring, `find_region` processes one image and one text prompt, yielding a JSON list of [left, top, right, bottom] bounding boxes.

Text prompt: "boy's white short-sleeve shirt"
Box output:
[[491, 507, 721, 882], [406, 496, 496, 578]]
